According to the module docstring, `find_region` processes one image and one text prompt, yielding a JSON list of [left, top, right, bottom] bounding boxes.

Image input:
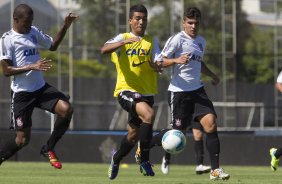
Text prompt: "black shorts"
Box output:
[[10, 83, 70, 129], [117, 90, 154, 127], [168, 87, 216, 130]]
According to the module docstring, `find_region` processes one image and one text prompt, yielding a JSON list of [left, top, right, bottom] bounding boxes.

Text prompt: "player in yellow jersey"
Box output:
[[101, 4, 162, 180]]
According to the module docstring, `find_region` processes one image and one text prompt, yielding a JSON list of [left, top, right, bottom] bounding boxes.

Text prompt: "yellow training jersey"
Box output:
[[111, 33, 158, 97]]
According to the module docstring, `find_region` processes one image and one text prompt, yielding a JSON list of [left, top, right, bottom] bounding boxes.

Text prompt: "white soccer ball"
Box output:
[[161, 129, 186, 154]]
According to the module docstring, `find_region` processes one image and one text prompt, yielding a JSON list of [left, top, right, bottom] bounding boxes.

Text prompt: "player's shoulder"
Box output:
[[30, 25, 42, 33], [195, 35, 206, 42], [0, 30, 16, 45], [174, 31, 184, 38], [143, 34, 154, 41], [1, 30, 13, 39], [170, 32, 186, 43]]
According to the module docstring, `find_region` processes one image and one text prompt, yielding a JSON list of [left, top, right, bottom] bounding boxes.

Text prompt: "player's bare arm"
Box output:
[[1, 58, 52, 77], [162, 54, 189, 67], [276, 83, 282, 93], [201, 62, 220, 85], [49, 12, 79, 51], [101, 37, 141, 54]]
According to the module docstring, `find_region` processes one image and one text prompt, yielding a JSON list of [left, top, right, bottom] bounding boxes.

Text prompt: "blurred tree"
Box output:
[[40, 50, 113, 78], [70, 0, 275, 83], [241, 28, 274, 83]]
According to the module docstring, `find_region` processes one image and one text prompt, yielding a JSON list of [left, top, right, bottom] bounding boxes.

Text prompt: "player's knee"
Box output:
[[127, 133, 138, 144], [57, 103, 73, 119], [203, 122, 217, 133], [64, 105, 73, 119], [140, 108, 154, 123], [15, 136, 30, 147]]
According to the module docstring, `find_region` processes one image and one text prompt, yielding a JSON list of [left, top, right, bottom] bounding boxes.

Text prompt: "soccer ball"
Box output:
[[161, 129, 186, 154]]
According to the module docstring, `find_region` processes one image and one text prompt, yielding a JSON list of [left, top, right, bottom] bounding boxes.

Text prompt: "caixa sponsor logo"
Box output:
[[125, 48, 150, 56], [23, 48, 39, 56]]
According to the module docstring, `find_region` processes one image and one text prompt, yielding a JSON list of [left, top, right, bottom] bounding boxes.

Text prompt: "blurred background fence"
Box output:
[[1, 0, 282, 132]]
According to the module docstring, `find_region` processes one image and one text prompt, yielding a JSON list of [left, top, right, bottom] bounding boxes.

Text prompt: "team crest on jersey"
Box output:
[[198, 43, 203, 51], [175, 118, 182, 127], [133, 92, 142, 100], [30, 35, 37, 44], [16, 117, 23, 128]]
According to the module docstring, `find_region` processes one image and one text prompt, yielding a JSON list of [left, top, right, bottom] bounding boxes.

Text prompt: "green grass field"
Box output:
[[0, 162, 282, 184]]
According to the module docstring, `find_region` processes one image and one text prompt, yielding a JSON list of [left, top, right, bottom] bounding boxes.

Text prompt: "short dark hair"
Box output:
[[129, 4, 147, 18], [183, 7, 201, 20], [13, 4, 33, 19]]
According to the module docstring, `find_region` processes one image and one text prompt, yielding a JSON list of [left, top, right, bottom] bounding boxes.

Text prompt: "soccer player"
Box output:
[[0, 4, 78, 169], [161, 122, 211, 175], [136, 7, 230, 180], [269, 70, 282, 171], [100, 4, 161, 180]]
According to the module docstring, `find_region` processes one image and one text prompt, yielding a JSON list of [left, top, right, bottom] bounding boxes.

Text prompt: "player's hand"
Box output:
[[31, 58, 52, 71], [174, 53, 190, 64], [64, 12, 79, 28], [149, 61, 163, 74], [211, 76, 220, 85], [124, 37, 141, 44]]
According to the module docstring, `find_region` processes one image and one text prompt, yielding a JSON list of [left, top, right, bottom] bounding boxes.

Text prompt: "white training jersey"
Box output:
[[277, 71, 282, 83], [0, 26, 53, 92], [106, 32, 161, 63], [161, 31, 206, 92]]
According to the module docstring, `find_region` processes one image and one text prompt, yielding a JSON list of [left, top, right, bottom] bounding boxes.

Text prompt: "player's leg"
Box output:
[[0, 90, 33, 164], [199, 114, 229, 180], [109, 124, 138, 180], [110, 91, 154, 178], [192, 126, 211, 174], [270, 147, 282, 171], [135, 128, 170, 165], [135, 101, 155, 176], [161, 151, 171, 174], [46, 99, 73, 149], [38, 83, 73, 169], [160, 91, 192, 174], [0, 128, 31, 164], [135, 91, 174, 166], [195, 88, 229, 180]]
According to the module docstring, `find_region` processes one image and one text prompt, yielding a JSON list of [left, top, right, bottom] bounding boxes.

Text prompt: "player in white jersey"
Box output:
[[269, 71, 282, 171], [141, 7, 230, 180], [0, 4, 78, 169]]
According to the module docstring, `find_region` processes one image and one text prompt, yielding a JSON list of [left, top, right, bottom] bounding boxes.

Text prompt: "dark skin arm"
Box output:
[[49, 12, 78, 51], [1, 13, 78, 77], [1, 58, 52, 77]]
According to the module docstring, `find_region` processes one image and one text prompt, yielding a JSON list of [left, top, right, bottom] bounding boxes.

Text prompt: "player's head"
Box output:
[[13, 4, 34, 34], [183, 7, 201, 38], [128, 4, 148, 36]]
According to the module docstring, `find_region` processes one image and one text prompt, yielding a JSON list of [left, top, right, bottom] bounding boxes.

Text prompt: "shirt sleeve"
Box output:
[[277, 71, 282, 83], [0, 35, 12, 61], [161, 35, 180, 58], [152, 37, 162, 62], [33, 26, 53, 49], [105, 34, 124, 44]]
